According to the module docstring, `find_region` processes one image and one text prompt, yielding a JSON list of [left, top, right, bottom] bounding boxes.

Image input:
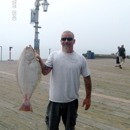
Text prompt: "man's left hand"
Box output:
[[82, 98, 91, 110]]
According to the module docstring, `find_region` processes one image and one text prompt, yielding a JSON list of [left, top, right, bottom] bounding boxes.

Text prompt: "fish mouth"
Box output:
[[25, 45, 35, 61], [26, 45, 33, 50]]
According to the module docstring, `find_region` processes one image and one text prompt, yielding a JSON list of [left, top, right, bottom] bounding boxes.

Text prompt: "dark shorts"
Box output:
[[45, 99, 78, 130]]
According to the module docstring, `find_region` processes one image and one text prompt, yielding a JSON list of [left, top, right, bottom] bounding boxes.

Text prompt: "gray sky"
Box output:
[[0, 0, 130, 60]]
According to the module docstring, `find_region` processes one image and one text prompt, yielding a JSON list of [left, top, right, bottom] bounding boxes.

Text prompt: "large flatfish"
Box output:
[[16, 45, 42, 112]]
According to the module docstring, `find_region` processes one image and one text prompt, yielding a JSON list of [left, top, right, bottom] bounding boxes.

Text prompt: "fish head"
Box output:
[[25, 46, 35, 61]]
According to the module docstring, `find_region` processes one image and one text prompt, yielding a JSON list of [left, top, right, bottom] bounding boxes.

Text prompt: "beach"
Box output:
[[0, 59, 130, 130]]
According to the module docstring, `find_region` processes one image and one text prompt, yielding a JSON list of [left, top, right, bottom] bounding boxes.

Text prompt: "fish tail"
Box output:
[[19, 94, 33, 112], [19, 102, 33, 111], [19, 101, 33, 112]]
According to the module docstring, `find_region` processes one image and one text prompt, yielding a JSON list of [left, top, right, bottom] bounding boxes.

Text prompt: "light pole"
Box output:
[[8, 47, 13, 61], [30, 0, 49, 55], [0, 46, 2, 61]]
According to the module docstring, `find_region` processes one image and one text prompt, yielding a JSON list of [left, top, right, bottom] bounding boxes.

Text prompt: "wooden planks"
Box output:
[[0, 59, 130, 130]]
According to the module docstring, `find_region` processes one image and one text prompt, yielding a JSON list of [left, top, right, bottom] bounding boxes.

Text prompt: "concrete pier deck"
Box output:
[[0, 59, 130, 130]]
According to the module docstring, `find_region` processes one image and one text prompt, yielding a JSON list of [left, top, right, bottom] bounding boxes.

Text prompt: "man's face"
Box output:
[[60, 32, 75, 53]]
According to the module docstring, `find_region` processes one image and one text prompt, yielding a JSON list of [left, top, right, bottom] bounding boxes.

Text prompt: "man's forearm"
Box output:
[[84, 76, 92, 99], [38, 57, 45, 71], [38, 57, 52, 75]]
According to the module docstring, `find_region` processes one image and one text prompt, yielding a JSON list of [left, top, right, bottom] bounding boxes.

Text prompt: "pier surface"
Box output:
[[0, 59, 130, 130]]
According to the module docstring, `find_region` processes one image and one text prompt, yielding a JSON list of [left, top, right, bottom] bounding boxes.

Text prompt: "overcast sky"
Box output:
[[0, 0, 130, 60]]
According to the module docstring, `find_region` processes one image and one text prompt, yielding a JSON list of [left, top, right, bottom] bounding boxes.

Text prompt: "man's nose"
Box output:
[[65, 39, 69, 42]]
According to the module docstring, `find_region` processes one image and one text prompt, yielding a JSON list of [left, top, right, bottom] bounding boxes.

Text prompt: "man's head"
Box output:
[[60, 30, 75, 53], [121, 45, 124, 48]]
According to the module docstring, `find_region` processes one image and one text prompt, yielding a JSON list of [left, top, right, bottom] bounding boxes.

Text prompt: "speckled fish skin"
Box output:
[[16, 46, 42, 112]]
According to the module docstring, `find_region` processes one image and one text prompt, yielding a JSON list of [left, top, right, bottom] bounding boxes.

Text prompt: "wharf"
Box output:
[[0, 59, 130, 130]]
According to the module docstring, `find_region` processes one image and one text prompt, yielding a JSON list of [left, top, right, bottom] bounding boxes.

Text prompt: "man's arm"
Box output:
[[37, 55, 52, 75], [82, 75, 92, 110], [124, 49, 126, 56]]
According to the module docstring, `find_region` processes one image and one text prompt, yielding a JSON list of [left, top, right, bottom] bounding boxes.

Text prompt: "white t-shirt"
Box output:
[[45, 50, 90, 103]]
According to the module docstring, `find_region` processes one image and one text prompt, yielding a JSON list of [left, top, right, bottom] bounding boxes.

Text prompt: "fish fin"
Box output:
[[19, 100, 33, 112], [19, 94, 33, 112]]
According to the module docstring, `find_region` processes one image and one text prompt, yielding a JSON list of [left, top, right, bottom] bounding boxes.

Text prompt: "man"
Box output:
[[36, 30, 92, 130], [119, 45, 126, 69]]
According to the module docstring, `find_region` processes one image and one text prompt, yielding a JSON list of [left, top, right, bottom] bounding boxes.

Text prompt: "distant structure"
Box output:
[[82, 50, 95, 59], [82, 50, 118, 59], [94, 54, 116, 59], [8, 47, 13, 61]]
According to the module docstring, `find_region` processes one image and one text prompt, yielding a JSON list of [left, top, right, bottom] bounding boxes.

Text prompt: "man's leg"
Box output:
[[45, 101, 61, 130], [62, 99, 78, 130], [122, 58, 125, 65], [119, 57, 123, 69]]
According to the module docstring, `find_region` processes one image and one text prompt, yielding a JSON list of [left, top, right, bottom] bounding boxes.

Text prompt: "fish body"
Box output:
[[16, 46, 42, 111]]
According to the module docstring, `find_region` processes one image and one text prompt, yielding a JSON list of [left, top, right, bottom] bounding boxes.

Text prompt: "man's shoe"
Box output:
[[119, 65, 122, 69]]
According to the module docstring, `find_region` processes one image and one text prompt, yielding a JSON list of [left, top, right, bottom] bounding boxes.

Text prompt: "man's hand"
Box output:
[[82, 98, 91, 110], [34, 50, 40, 61]]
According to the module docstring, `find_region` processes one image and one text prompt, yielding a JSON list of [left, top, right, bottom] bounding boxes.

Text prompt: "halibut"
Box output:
[[16, 45, 42, 111]]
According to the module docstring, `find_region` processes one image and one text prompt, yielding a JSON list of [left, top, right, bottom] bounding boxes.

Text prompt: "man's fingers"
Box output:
[[85, 104, 90, 110], [85, 106, 89, 110], [82, 101, 85, 107]]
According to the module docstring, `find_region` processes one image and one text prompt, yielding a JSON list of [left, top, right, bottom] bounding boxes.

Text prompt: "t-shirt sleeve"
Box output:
[[45, 52, 53, 68], [80, 57, 90, 77]]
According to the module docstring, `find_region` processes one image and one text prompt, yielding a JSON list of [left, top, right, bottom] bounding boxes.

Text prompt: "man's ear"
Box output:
[[73, 39, 76, 44], [60, 40, 62, 45]]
